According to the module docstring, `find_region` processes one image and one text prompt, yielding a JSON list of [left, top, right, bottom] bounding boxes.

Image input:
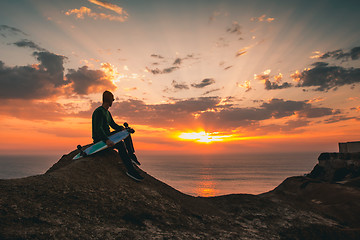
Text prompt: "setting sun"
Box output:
[[178, 131, 234, 143]]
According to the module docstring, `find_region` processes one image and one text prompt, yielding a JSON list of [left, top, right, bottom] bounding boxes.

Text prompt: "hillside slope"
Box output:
[[1, 149, 360, 239]]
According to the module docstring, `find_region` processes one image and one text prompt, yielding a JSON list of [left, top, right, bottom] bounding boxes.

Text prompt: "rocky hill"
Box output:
[[1, 149, 360, 239]]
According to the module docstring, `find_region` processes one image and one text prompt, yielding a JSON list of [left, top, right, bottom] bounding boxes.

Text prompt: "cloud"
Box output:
[[324, 115, 359, 124], [145, 66, 179, 75], [13, 39, 46, 51], [237, 81, 252, 92], [292, 62, 360, 91], [0, 25, 26, 37], [173, 58, 182, 65], [172, 80, 189, 90], [77, 97, 338, 132], [0, 51, 68, 99], [318, 46, 360, 61], [150, 54, 164, 59], [191, 78, 216, 88], [33, 51, 66, 85], [0, 44, 118, 99], [202, 88, 221, 95], [65, 0, 128, 22], [265, 80, 292, 90], [250, 14, 275, 22], [66, 65, 117, 95], [254, 70, 292, 90], [265, 73, 292, 89], [80, 97, 222, 129], [236, 49, 247, 57], [87, 0, 127, 16], [197, 98, 336, 130], [226, 21, 242, 35]]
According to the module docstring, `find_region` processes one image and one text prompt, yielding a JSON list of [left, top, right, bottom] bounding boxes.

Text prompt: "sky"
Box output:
[[0, 0, 359, 156]]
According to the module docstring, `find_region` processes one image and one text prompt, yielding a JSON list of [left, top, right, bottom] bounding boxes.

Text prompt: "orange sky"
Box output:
[[0, 0, 359, 156]]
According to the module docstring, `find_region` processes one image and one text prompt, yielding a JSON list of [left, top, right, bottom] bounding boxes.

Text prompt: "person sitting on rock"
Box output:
[[92, 90, 143, 181]]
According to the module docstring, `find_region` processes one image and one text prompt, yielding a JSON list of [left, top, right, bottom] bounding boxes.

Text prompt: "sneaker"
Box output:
[[126, 170, 144, 182], [129, 153, 141, 166]]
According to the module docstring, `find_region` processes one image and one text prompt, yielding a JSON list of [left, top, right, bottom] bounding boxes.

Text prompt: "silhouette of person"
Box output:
[[92, 90, 143, 181]]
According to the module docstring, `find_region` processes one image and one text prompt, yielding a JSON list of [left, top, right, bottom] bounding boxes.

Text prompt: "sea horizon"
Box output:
[[0, 151, 318, 196]]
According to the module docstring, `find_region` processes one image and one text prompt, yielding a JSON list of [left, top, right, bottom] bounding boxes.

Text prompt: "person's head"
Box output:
[[102, 90, 115, 107]]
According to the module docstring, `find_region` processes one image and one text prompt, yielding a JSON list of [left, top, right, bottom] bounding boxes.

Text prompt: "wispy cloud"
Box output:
[[202, 88, 221, 95], [145, 66, 179, 75], [13, 39, 47, 51], [65, 0, 128, 22], [191, 78, 216, 88], [250, 14, 275, 23], [0, 25, 26, 37]]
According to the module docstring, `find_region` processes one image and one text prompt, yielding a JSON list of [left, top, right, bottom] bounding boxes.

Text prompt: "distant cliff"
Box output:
[[1, 148, 360, 239]]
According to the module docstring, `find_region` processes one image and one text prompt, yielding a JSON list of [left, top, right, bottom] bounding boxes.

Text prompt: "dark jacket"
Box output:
[[92, 106, 123, 142]]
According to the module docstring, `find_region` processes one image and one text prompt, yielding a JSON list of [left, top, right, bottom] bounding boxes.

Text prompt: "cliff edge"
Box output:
[[1, 149, 360, 239]]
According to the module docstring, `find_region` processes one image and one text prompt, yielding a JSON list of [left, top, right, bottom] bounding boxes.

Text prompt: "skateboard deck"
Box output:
[[73, 129, 131, 160]]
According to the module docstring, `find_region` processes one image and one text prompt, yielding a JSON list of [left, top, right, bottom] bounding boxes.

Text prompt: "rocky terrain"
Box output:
[[1, 149, 360, 239]]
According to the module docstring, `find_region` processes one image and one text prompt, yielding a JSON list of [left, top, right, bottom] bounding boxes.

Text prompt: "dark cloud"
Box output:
[[198, 98, 336, 130], [33, 51, 66, 86], [92, 97, 221, 128], [320, 46, 360, 61], [173, 58, 182, 65], [0, 45, 118, 99], [0, 24, 26, 37], [265, 80, 292, 90], [146, 66, 179, 75], [150, 54, 164, 59], [0, 51, 68, 99], [226, 21, 242, 35], [66, 66, 116, 95], [172, 80, 189, 90], [163, 66, 178, 74], [13, 39, 46, 51], [260, 98, 308, 118], [202, 88, 221, 95], [324, 115, 360, 124], [255, 71, 292, 90], [293, 62, 360, 91], [191, 78, 215, 88], [79, 97, 338, 132]]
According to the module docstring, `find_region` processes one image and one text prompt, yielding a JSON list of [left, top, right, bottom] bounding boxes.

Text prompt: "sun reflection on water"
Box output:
[[194, 174, 220, 197]]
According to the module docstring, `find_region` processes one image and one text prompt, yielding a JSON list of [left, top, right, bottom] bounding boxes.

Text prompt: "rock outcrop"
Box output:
[[308, 152, 360, 182], [1, 149, 360, 239]]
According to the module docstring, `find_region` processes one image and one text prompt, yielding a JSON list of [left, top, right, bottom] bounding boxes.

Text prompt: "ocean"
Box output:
[[0, 152, 319, 196]]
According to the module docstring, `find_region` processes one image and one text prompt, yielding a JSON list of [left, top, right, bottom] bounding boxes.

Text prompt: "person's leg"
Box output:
[[124, 134, 135, 153], [114, 141, 143, 181], [124, 135, 141, 165]]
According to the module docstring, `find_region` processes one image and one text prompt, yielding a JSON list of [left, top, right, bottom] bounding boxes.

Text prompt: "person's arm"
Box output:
[[109, 112, 124, 132], [93, 109, 110, 142]]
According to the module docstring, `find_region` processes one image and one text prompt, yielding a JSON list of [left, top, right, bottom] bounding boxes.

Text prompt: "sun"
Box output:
[[177, 131, 233, 144]]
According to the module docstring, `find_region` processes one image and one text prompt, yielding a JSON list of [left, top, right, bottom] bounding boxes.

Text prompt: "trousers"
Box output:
[[113, 135, 137, 172]]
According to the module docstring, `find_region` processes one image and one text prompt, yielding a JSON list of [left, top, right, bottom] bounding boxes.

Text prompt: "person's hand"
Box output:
[[106, 140, 115, 147]]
